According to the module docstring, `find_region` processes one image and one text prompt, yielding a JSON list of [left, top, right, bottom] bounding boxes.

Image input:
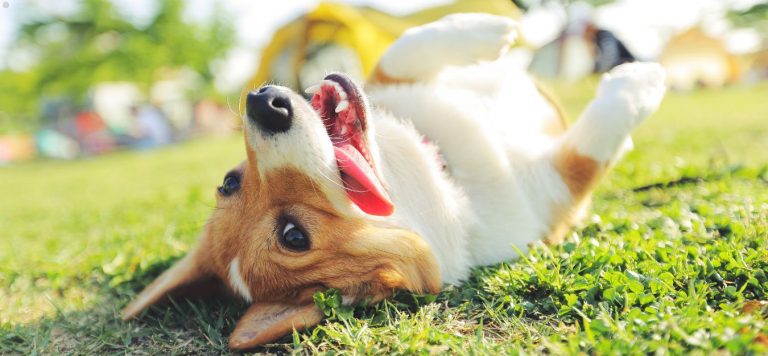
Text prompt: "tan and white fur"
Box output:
[[122, 13, 666, 350]]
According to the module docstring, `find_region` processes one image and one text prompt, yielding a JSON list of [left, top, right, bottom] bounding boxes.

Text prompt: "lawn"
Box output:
[[1, 80, 767, 354]]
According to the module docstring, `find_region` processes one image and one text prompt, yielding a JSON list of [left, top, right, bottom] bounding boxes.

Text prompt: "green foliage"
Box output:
[[314, 289, 356, 321], [511, 0, 614, 11], [728, 3, 768, 33], [0, 70, 42, 132], [0, 0, 234, 132], [1, 82, 768, 354]]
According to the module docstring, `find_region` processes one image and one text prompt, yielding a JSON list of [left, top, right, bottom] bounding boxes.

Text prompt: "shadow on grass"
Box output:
[[1, 258, 252, 354], [0, 257, 450, 354]]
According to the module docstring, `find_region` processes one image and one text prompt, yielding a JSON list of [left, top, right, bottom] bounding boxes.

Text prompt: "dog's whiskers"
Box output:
[[312, 165, 349, 191]]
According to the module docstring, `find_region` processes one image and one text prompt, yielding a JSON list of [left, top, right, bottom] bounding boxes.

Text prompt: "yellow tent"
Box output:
[[240, 0, 520, 108], [659, 28, 742, 90]]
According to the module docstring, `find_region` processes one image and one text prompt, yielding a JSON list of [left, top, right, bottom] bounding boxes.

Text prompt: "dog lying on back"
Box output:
[[122, 14, 666, 350]]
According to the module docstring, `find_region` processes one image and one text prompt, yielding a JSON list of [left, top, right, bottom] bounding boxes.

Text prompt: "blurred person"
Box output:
[[0, 134, 36, 164], [588, 24, 636, 73], [73, 110, 116, 155], [529, 3, 635, 80], [190, 99, 238, 137], [35, 128, 79, 160], [129, 103, 173, 149]]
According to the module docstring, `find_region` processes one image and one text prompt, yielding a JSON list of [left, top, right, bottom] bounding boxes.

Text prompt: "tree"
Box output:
[[0, 0, 234, 133], [728, 3, 768, 35]]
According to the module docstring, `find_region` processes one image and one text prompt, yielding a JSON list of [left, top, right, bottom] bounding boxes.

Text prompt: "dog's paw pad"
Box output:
[[597, 62, 667, 125]]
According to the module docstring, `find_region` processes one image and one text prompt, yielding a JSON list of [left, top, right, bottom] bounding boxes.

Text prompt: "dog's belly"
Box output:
[[370, 63, 570, 272], [455, 157, 571, 265]]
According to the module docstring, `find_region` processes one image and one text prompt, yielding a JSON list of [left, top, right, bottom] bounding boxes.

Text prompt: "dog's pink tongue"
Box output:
[[334, 144, 394, 216]]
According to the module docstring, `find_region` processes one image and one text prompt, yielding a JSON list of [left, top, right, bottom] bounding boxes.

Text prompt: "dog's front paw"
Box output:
[[407, 13, 517, 62], [597, 62, 667, 126], [377, 13, 518, 81]]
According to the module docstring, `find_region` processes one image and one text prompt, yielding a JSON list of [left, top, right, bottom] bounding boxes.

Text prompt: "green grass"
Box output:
[[2, 81, 768, 354]]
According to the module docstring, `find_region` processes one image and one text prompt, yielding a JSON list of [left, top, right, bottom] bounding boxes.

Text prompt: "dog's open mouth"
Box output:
[[308, 74, 394, 216]]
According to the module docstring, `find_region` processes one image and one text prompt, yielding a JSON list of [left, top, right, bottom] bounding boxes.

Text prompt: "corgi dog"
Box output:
[[121, 14, 666, 350]]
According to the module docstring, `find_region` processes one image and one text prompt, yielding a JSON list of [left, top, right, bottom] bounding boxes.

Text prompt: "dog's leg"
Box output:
[[548, 62, 666, 242], [369, 13, 517, 85]]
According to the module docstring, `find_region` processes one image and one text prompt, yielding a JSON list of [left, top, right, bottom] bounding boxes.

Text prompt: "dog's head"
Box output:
[[122, 73, 440, 349]]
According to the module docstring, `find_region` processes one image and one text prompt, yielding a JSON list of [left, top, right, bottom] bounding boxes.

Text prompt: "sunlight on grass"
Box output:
[[1, 83, 767, 354]]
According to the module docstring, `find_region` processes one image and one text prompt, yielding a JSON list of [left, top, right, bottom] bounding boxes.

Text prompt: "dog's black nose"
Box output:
[[246, 86, 293, 134]]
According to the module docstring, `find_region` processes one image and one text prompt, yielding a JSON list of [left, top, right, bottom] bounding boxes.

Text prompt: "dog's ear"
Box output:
[[120, 240, 226, 320], [229, 302, 324, 350], [348, 224, 442, 295]]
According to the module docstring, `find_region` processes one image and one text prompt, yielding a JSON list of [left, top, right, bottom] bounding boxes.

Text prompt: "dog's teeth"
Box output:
[[304, 84, 321, 94], [335, 100, 349, 113], [340, 125, 348, 135], [323, 80, 347, 99]]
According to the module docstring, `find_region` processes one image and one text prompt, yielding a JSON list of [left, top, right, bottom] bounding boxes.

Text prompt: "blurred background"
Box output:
[[1, 0, 768, 335], [0, 0, 765, 164]]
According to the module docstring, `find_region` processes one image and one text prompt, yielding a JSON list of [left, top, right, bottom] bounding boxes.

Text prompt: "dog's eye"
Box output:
[[218, 174, 240, 196], [280, 222, 310, 251]]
